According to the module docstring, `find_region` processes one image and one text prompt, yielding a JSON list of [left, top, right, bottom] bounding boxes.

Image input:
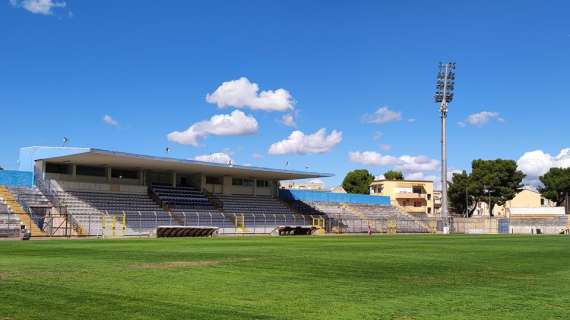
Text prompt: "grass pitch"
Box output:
[[1, 235, 570, 320]]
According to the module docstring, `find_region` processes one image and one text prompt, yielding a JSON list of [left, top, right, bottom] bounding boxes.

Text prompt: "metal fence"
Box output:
[[327, 216, 569, 235], [13, 211, 570, 238], [0, 213, 23, 238], [24, 210, 324, 237]]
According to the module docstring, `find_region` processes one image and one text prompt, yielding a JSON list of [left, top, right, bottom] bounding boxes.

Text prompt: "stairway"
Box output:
[[0, 186, 45, 236], [341, 203, 369, 220]]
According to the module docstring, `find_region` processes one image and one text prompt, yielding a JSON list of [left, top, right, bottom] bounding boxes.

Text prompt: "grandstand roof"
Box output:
[[36, 148, 333, 180]]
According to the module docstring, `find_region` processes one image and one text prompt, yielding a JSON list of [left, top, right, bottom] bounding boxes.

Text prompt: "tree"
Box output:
[[383, 170, 404, 181], [342, 169, 374, 194], [448, 170, 477, 217], [469, 159, 525, 216], [539, 167, 570, 206]]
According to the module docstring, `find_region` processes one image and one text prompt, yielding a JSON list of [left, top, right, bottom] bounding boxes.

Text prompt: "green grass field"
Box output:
[[1, 235, 570, 320]]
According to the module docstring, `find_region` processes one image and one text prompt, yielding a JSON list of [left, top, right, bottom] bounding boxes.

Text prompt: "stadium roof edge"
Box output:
[[28, 146, 334, 180]]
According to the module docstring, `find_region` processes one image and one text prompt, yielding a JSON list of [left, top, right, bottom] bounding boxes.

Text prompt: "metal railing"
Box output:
[[16, 209, 570, 238]]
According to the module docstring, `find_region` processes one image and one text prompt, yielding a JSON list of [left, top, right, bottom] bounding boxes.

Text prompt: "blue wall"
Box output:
[[0, 170, 33, 187], [279, 189, 390, 205]]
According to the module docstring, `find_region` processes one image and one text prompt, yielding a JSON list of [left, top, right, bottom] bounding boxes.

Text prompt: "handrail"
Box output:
[[202, 190, 224, 212], [34, 171, 84, 236], [147, 186, 166, 209]]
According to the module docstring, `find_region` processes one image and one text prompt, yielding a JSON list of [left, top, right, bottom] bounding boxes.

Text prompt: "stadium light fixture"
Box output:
[[434, 62, 455, 234]]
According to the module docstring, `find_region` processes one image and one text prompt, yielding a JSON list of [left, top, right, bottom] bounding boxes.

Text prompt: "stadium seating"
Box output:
[[0, 186, 44, 236], [8, 187, 53, 230], [58, 190, 176, 236], [8, 187, 52, 208], [150, 185, 233, 229], [217, 194, 297, 215], [0, 201, 22, 238], [298, 201, 432, 233], [151, 185, 214, 211]]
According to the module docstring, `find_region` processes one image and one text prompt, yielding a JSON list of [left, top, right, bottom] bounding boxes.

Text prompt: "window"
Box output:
[[76, 165, 106, 177], [256, 180, 269, 188], [427, 194, 432, 200], [428, 207, 432, 214], [412, 186, 423, 194], [45, 163, 71, 174], [233, 178, 254, 186], [206, 176, 222, 185], [111, 169, 138, 179], [541, 198, 545, 206]]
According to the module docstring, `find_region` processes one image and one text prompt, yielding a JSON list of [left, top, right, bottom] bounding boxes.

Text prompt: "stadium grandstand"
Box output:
[[0, 146, 412, 238], [1, 146, 568, 238]]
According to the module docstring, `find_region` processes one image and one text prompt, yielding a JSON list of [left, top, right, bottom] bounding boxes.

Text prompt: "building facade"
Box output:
[[473, 188, 557, 217], [369, 179, 435, 215]]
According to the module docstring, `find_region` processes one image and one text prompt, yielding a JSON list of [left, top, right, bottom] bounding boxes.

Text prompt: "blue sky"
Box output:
[[1, 0, 569, 187]]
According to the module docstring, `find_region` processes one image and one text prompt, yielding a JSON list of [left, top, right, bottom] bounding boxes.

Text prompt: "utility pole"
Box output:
[[465, 186, 469, 218], [435, 62, 456, 234]]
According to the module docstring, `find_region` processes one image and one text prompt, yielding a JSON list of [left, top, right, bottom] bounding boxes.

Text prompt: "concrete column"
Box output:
[[223, 176, 232, 195], [106, 167, 112, 181], [253, 178, 257, 196], [172, 172, 177, 187], [41, 161, 46, 180], [72, 164, 77, 177]]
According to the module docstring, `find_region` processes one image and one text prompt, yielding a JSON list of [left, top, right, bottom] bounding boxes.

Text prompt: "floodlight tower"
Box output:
[[435, 62, 455, 234]]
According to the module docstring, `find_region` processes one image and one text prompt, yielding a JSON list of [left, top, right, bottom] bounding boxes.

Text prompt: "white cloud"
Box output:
[[268, 129, 342, 155], [280, 113, 296, 127], [10, 0, 65, 15], [206, 77, 294, 112], [194, 152, 233, 164], [349, 151, 400, 166], [363, 107, 402, 124], [167, 110, 258, 146], [397, 155, 439, 173], [380, 144, 392, 151], [407, 172, 437, 181], [408, 118, 416, 123], [517, 148, 570, 186], [103, 114, 119, 127], [459, 111, 503, 127], [349, 151, 438, 173]]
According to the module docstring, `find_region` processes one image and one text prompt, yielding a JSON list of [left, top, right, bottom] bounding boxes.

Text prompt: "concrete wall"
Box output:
[[52, 180, 147, 194]]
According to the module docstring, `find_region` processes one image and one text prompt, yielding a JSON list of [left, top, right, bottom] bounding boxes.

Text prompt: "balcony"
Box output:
[[396, 192, 427, 199]]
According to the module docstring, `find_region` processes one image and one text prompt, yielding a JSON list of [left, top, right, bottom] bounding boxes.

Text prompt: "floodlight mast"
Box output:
[[435, 62, 455, 234]]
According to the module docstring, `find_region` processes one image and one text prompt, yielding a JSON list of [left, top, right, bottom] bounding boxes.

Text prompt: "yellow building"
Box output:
[[369, 179, 435, 215], [474, 188, 557, 217]]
